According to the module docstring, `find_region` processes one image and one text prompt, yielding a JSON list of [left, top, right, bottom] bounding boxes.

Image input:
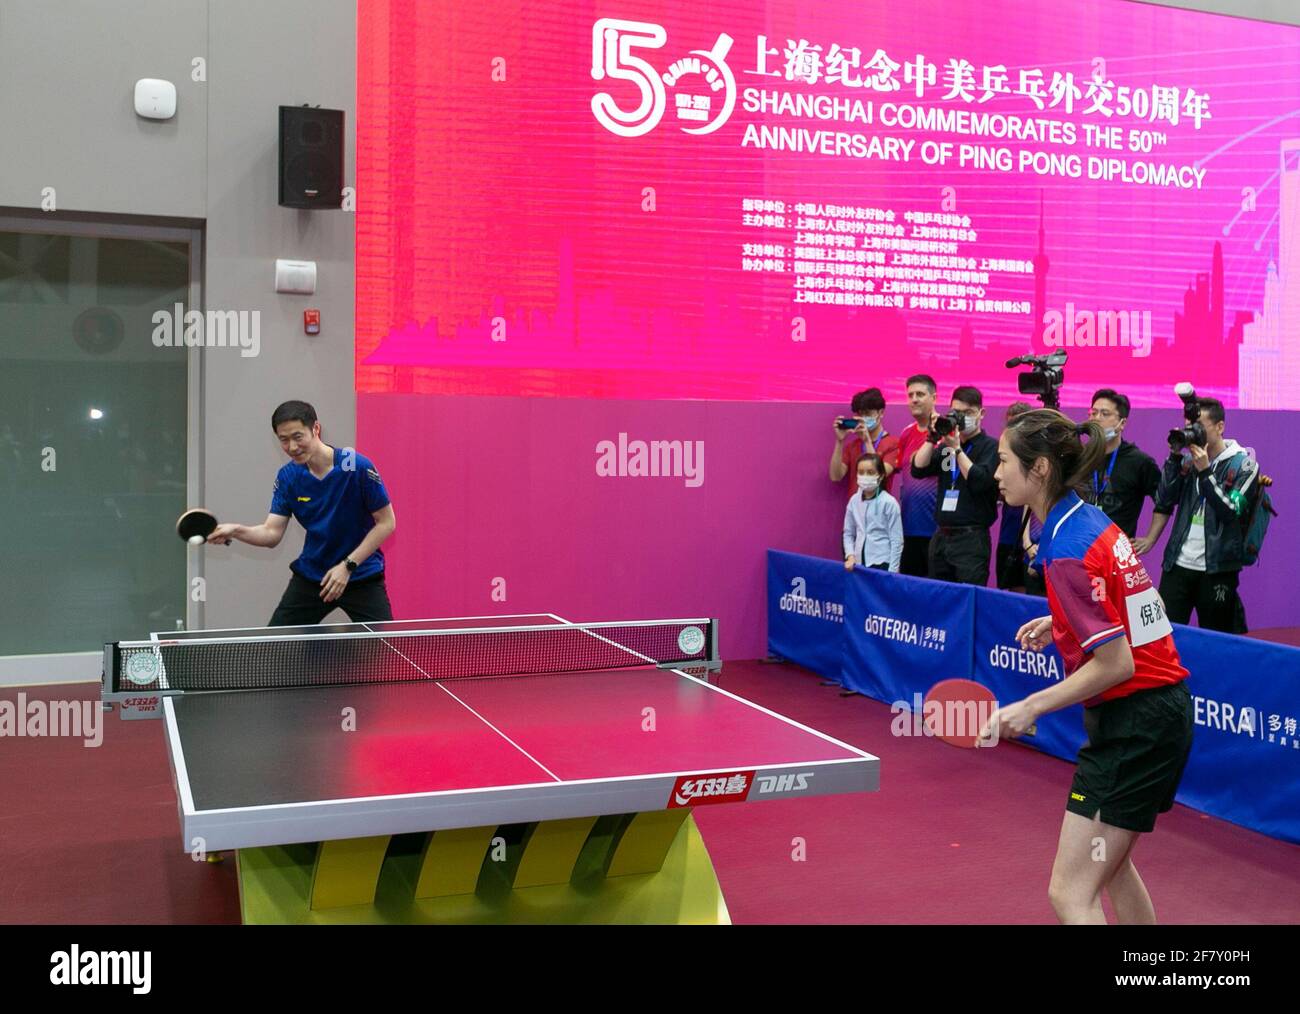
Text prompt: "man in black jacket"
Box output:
[[1084, 388, 1164, 550], [910, 385, 1000, 585], [1152, 398, 1259, 633]]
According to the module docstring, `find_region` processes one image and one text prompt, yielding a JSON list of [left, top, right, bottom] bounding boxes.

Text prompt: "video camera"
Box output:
[[1006, 350, 1067, 409], [1168, 382, 1208, 451]]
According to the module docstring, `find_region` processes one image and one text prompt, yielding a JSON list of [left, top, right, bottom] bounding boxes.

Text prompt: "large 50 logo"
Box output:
[[590, 18, 736, 137]]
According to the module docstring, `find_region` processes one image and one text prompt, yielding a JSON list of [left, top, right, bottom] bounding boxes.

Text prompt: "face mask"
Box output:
[[863, 416, 879, 430], [962, 413, 978, 434], [857, 475, 879, 492], [1104, 427, 1119, 441]]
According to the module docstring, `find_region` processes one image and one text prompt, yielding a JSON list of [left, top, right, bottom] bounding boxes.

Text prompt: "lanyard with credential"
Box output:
[[1092, 446, 1119, 499]]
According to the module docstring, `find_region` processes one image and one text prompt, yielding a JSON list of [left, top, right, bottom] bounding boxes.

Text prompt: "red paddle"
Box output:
[[176, 508, 230, 545], [923, 678, 1037, 748]]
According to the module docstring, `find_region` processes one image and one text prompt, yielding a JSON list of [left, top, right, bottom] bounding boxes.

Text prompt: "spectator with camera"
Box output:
[[894, 374, 941, 576], [830, 387, 900, 497], [842, 453, 903, 573], [1153, 392, 1259, 633], [1085, 389, 1164, 552], [910, 385, 1000, 585]]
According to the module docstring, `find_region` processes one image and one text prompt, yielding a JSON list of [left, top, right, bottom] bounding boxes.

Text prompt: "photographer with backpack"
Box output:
[[1152, 395, 1272, 634]]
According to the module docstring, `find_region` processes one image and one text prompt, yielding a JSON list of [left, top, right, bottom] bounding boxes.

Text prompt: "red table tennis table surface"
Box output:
[[160, 615, 879, 852]]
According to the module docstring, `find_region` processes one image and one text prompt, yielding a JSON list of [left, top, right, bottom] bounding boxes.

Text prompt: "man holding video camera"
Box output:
[[910, 385, 1000, 585], [1153, 389, 1259, 633]]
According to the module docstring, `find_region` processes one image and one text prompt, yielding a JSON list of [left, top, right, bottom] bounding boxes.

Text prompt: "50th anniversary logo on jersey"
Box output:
[[590, 19, 737, 137]]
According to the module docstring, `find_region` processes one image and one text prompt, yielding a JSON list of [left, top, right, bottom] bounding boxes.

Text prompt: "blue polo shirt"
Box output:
[[269, 446, 391, 582]]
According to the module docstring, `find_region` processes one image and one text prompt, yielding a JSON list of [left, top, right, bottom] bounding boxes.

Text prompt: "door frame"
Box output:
[[0, 209, 204, 685]]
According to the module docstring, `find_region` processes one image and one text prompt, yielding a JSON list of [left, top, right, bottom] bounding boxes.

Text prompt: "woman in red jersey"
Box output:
[[985, 409, 1193, 925]]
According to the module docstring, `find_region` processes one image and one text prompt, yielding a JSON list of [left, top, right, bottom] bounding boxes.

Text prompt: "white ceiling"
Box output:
[[1139, 0, 1300, 27]]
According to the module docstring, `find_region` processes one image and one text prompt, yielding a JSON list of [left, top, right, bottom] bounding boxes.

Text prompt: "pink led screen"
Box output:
[[358, 0, 1300, 407]]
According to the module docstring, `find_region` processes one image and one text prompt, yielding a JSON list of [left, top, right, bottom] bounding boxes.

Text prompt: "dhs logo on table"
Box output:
[[754, 771, 814, 796], [668, 770, 755, 807]]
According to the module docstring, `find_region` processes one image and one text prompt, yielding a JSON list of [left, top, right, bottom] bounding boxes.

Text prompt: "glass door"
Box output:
[[0, 215, 201, 656]]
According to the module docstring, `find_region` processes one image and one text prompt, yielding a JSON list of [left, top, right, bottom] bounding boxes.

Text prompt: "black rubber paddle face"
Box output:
[[177, 508, 219, 541]]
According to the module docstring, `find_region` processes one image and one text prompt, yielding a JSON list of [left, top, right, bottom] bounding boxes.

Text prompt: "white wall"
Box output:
[[0, 0, 356, 646]]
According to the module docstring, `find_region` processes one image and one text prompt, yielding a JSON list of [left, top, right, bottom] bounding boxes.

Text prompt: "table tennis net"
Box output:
[[106, 619, 717, 694]]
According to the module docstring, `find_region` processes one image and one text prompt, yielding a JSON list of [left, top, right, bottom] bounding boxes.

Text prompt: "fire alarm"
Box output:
[[304, 310, 320, 335]]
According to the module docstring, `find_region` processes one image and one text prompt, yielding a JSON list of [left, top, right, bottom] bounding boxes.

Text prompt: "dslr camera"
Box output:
[[931, 409, 969, 439], [1167, 382, 1207, 451]]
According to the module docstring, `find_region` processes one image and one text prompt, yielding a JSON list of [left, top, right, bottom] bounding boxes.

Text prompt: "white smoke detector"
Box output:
[[134, 79, 177, 120]]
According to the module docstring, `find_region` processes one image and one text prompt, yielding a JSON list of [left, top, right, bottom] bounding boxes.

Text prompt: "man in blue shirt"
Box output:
[[209, 400, 398, 625]]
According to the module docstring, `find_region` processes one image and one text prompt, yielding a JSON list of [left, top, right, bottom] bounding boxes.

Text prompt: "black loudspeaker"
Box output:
[[278, 105, 344, 209]]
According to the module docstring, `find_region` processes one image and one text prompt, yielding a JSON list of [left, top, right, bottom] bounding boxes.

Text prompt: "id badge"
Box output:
[[941, 489, 960, 512]]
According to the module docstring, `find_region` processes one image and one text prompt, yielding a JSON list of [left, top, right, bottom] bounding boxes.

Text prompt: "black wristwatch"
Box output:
[[344, 557, 359, 573]]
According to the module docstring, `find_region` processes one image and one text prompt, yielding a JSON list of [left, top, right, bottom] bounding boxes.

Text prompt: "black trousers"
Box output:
[[929, 526, 992, 586], [900, 535, 932, 577], [268, 571, 395, 627], [995, 542, 1027, 590], [1159, 565, 1246, 634]]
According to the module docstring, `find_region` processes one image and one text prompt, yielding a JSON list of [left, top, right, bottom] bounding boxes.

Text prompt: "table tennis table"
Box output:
[[103, 613, 879, 924]]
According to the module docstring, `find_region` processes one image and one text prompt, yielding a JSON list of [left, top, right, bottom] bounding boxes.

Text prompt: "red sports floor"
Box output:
[[2, 661, 1297, 924]]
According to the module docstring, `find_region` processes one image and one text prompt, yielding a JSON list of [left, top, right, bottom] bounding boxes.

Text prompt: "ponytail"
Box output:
[[1065, 420, 1109, 496]]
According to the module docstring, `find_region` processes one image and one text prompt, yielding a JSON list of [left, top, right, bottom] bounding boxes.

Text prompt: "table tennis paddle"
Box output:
[[923, 678, 1036, 748], [176, 508, 230, 546]]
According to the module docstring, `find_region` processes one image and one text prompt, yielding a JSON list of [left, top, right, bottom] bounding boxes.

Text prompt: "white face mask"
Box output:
[[1104, 426, 1119, 441], [962, 413, 979, 434], [857, 475, 880, 492], [863, 416, 879, 430]]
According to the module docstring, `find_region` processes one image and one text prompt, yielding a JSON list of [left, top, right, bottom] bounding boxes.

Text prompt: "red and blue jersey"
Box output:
[[1038, 492, 1187, 703]]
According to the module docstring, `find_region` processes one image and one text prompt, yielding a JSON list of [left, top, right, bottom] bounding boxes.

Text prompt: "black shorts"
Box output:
[[268, 570, 394, 626], [1066, 681, 1194, 833]]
